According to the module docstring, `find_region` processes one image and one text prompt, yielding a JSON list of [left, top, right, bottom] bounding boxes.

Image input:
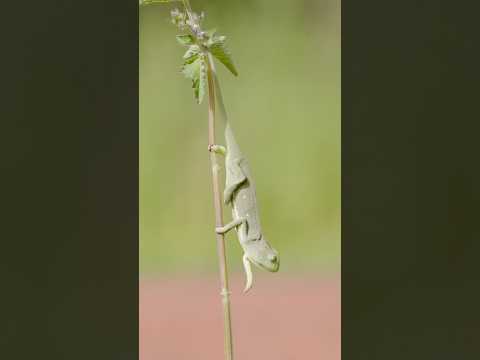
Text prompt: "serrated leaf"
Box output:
[[181, 55, 207, 104], [183, 45, 200, 63], [208, 37, 238, 76], [181, 57, 200, 80], [176, 34, 195, 46]]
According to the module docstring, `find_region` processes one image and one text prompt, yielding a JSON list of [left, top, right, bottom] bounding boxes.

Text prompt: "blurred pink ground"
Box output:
[[140, 274, 340, 360]]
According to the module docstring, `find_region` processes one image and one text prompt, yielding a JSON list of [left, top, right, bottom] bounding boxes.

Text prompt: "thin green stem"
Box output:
[[144, 0, 235, 356], [182, 1, 235, 357]]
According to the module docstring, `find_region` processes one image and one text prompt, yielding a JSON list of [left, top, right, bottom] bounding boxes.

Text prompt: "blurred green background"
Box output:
[[140, 0, 340, 275]]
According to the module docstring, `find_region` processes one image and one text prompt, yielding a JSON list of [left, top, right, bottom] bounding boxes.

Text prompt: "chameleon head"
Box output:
[[245, 235, 280, 273], [242, 236, 280, 292]]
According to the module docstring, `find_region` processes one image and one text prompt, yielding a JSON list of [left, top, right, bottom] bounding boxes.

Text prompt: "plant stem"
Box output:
[[206, 54, 234, 360], [179, 1, 234, 357]]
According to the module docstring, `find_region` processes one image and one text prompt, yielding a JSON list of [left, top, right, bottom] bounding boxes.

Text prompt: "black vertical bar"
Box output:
[[1, 1, 139, 359], [343, 0, 480, 358]]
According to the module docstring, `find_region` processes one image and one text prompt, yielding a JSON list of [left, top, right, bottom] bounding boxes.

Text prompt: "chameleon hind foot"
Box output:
[[208, 144, 226, 155]]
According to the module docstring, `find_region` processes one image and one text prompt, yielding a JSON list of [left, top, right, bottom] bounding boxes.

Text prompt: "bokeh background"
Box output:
[[140, 0, 340, 358]]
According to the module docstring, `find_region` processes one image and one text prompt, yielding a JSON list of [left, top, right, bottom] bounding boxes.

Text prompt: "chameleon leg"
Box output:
[[242, 253, 253, 293], [208, 144, 226, 156], [224, 158, 247, 205], [215, 217, 246, 235]]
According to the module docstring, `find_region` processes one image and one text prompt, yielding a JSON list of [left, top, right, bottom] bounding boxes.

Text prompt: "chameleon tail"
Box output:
[[208, 53, 241, 153], [242, 253, 253, 293]]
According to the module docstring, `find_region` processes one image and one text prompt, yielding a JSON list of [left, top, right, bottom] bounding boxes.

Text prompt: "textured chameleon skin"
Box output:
[[210, 62, 279, 291], [223, 123, 280, 273]]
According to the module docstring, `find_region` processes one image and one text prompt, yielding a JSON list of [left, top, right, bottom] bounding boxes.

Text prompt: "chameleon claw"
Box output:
[[242, 253, 253, 293]]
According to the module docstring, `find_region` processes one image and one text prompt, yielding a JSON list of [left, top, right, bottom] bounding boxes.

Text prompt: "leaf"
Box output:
[[181, 56, 200, 80], [176, 34, 195, 46], [183, 45, 200, 63], [208, 36, 238, 76], [181, 54, 207, 104]]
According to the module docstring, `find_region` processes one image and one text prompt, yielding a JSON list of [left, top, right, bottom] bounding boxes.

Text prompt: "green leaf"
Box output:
[[208, 37, 238, 76], [176, 34, 195, 46], [181, 54, 207, 104], [181, 56, 200, 80], [183, 45, 200, 63]]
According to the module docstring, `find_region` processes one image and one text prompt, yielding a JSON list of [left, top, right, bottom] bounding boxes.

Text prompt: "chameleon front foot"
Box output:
[[215, 217, 246, 235], [208, 144, 226, 155]]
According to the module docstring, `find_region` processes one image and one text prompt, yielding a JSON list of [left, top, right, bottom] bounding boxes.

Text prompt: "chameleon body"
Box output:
[[208, 57, 279, 292]]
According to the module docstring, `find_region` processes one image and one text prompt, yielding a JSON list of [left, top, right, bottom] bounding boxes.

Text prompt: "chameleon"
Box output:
[[207, 55, 280, 293]]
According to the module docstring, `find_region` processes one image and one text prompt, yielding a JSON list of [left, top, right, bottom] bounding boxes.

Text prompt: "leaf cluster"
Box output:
[[171, 8, 238, 104]]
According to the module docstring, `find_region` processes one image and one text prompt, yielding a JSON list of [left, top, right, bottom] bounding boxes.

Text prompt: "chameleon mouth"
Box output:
[[269, 260, 280, 272]]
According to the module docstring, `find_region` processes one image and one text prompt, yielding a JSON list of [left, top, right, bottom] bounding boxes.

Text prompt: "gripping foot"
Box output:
[[208, 144, 226, 155], [215, 217, 246, 235]]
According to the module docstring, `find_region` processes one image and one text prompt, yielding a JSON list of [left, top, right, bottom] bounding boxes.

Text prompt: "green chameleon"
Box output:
[[208, 56, 280, 293]]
